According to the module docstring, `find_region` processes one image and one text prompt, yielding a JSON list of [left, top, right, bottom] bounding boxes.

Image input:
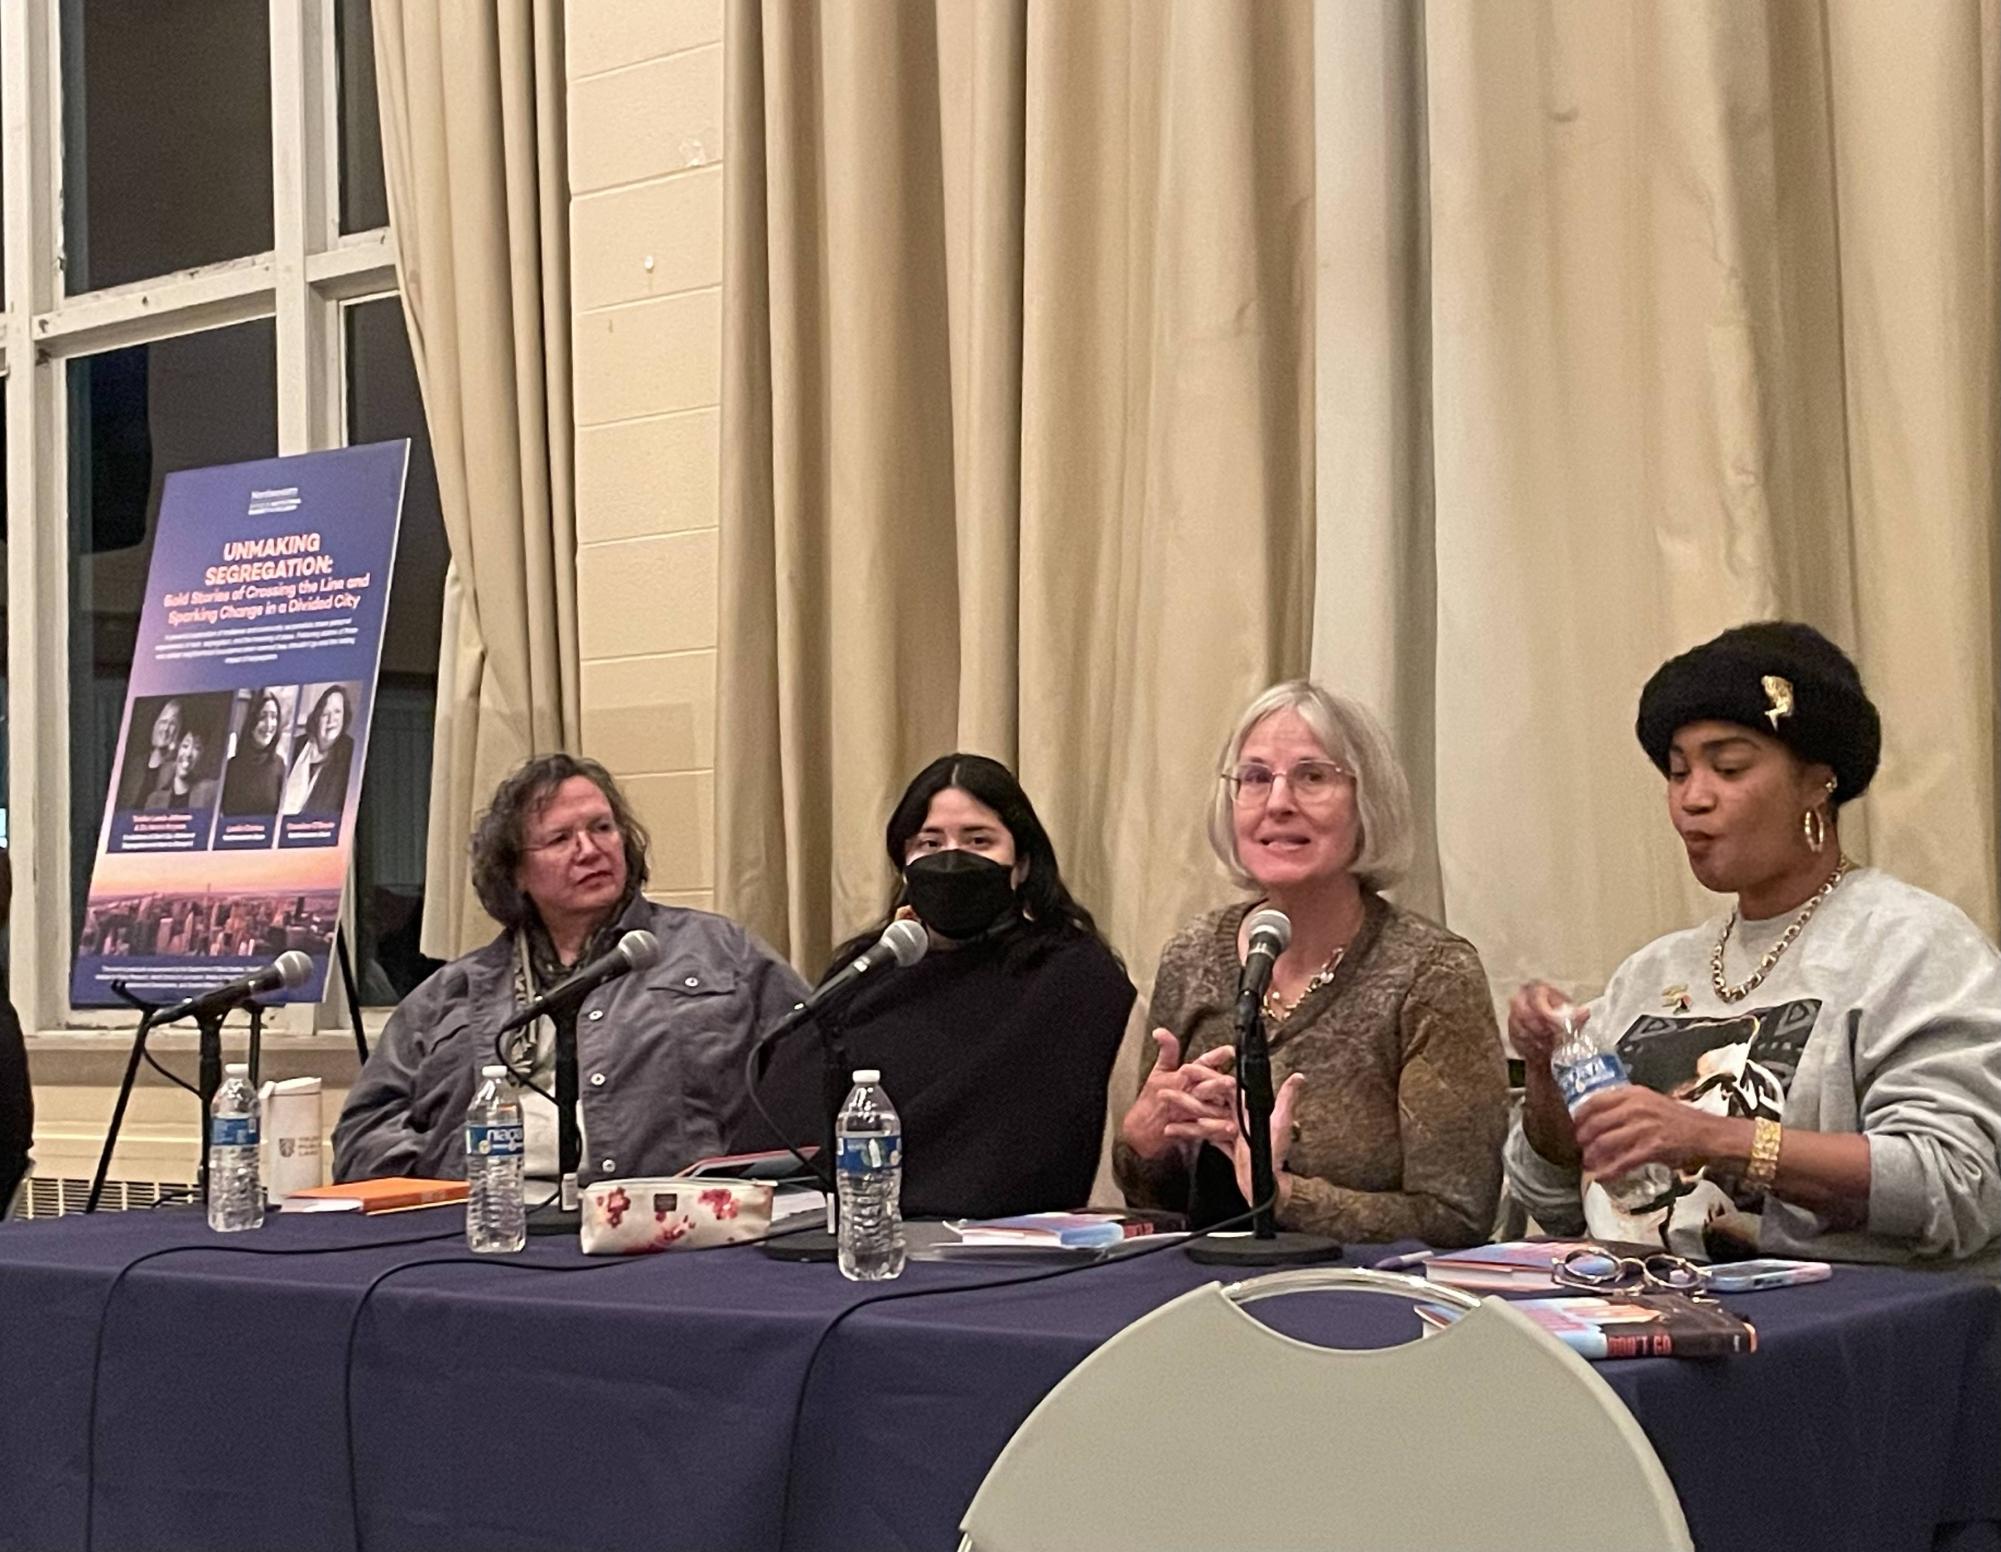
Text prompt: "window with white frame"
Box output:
[[0, 0, 447, 1032]]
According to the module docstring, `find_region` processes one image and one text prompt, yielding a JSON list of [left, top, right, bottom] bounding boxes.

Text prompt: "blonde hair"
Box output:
[[1206, 680, 1414, 893]]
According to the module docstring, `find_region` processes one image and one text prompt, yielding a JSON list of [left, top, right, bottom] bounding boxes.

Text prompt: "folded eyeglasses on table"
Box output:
[[1551, 1246, 1713, 1299]]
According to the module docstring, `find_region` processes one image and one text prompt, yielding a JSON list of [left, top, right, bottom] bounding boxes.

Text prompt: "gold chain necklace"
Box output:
[[1711, 857, 1854, 1003], [1263, 945, 1346, 1023]]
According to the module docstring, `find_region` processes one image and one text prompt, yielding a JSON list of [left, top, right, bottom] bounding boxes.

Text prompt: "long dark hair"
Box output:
[[244, 690, 283, 755], [827, 752, 1115, 977]]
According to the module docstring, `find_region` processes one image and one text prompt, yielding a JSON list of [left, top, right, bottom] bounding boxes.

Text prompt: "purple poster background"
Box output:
[[71, 442, 410, 1007]]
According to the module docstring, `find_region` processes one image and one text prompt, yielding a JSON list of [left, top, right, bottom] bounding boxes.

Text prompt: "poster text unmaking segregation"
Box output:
[[72, 441, 409, 1008]]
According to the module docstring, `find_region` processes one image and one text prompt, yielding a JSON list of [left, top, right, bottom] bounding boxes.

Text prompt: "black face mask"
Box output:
[[902, 849, 1019, 939]]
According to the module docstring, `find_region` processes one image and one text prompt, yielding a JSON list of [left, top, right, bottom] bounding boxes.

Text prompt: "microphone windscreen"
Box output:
[[1245, 907, 1292, 952], [617, 930, 663, 971], [274, 950, 314, 989], [880, 917, 929, 967]]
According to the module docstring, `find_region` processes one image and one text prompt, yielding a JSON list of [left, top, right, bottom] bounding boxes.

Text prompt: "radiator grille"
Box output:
[[15, 1176, 199, 1219]]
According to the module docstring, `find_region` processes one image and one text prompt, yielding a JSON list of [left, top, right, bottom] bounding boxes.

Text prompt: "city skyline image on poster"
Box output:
[[71, 442, 410, 1007]]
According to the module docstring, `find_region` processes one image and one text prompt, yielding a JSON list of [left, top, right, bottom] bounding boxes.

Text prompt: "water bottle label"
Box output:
[[837, 1133, 902, 1173], [467, 1122, 525, 1159], [211, 1116, 258, 1148], [1556, 1051, 1630, 1112]]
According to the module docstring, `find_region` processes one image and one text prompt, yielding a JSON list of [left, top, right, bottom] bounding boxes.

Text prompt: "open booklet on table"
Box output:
[[914, 1209, 1189, 1262]]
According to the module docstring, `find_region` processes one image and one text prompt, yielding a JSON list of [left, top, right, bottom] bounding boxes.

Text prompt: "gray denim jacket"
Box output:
[[333, 897, 807, 1185]]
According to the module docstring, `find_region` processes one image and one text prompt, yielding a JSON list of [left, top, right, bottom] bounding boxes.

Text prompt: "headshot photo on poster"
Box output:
[[279, 680, 363, 848], [214, 684, 300, 850]]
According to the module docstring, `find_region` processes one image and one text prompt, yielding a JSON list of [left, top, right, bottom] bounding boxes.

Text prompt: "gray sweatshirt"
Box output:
[[1505, 867, 2001, 1276]]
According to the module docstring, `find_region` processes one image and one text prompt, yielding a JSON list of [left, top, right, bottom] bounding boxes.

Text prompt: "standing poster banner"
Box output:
[[71, 442, 410, 1008]]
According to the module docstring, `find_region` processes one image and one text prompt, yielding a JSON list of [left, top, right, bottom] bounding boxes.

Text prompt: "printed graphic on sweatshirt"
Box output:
[[1585, 998, 1821, 1262]]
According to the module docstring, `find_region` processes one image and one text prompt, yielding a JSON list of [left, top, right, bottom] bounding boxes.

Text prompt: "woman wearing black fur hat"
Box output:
[[1504, 621, 2001, 1273]]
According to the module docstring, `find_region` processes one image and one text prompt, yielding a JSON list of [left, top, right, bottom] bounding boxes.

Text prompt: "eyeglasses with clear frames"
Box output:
[[527, 815, 622, 854], [1221, 759, 1354, 806], [1553, 1245, 1712, 1298]]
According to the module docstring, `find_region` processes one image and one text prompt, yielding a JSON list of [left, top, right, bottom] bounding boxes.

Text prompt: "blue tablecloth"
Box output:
[[1, 1208, 1995, 1552]]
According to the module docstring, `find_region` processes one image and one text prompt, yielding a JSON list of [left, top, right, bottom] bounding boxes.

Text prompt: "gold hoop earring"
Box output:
[[1803, 805, 1827, 854]]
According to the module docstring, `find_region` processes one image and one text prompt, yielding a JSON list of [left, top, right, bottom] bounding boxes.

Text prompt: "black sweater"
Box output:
[[744, 926, 1135, 1219], [0, 998, 30, 1212]]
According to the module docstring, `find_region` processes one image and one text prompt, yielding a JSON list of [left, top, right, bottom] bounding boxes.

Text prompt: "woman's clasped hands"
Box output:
[[1123, 1029, 1306, 1211]]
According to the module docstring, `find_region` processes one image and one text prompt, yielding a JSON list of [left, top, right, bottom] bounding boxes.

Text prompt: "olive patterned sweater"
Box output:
[[1115, 894, 1507, 1248]]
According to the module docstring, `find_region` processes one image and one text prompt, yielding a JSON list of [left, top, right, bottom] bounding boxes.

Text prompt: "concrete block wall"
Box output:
[[567, 0, 726, 913]]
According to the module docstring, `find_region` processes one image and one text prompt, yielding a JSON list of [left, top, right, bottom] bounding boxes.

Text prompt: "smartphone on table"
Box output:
[[1703, 1258, 1832, 1292]]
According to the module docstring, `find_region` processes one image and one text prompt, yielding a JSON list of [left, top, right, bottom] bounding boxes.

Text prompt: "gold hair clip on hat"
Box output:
[[1761, 675, 1794, 730]]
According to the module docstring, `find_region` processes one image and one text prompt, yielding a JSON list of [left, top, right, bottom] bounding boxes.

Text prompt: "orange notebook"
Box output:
[[280, 1176, 468, 1214]]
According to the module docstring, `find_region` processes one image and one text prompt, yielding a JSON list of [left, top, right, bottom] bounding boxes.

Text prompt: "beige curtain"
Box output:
[[718, 1, 1315, 984], [374, 1, 580, 959], [1314, 0, 2001, 1000]]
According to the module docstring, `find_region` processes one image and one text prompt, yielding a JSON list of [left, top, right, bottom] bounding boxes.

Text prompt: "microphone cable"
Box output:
[[141, 1049, 200, 1098], [770, 1188, 1285, 1552], [338, 1218, 824, 1552], [733, 918, 930, 1196], [79, 1225, 466, 1552], [485, 1024, 575, 1215], [75, 1213, 821, 1552], [739, 1028, 838, 1192]]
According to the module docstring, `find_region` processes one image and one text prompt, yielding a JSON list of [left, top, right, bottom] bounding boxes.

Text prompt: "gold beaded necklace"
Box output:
[[1263, 945, 1346, 1023], [1710, 856, 1854, 1003]]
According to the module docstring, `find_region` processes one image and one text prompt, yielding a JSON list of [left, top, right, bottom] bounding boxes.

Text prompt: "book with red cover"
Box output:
[[281, 1176, 468, 1214], [1419, 1291, 1757, 1359]]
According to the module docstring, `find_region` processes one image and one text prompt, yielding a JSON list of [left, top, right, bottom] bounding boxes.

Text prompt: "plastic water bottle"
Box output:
[[836, 1068, 905, 1281], [465, 1064, 527, 1254], [1550, 1010, 1673, 1212], [207, 1062, 264, 1232]]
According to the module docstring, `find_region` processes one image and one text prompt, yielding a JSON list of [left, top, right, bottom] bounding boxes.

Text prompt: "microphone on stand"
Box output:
[[758, 918, 930, 1056], [753, 918, 929, 1262], [1189, 905, 1342, 1268], [497, 930, 662, 1034], [151, 951, 316, 1207], [507, 929, 662, 1234], [89, 952, 316, 1212], [155, 951, 314, 1025], [1237, 908, 1292, 1008]]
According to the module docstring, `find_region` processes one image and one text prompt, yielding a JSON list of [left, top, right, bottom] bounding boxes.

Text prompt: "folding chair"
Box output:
[[958, 1267, 1692, 1552]]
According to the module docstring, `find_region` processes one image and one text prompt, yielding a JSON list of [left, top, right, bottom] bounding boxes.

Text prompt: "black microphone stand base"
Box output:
[[1186, 1231, 1343, 1268], [759, 1226, 840, 1262], [525, 1203, 582, 1236], [526, 1169, 582, 1235]]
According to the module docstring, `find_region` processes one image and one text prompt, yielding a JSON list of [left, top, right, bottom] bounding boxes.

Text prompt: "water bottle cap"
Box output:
[[224, 1062, 248, 1076], [852, 1068, 880, 1084], [481, 1064, 508, 1078]]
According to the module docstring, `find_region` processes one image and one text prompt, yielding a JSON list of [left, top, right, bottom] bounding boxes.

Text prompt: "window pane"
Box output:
[[60, 0, 273, 292], [337, 0, 390, 235], [0, 395, 9, 851], [345, 297, 445, 1003], [68, 323, 279, 953]]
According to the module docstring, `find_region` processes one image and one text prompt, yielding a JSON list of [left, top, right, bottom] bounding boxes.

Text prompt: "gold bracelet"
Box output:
[[1743, 1116, 1783, 1195]]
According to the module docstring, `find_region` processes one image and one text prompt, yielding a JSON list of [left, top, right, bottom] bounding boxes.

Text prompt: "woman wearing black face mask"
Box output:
[[742, 754, 1136, 1218]]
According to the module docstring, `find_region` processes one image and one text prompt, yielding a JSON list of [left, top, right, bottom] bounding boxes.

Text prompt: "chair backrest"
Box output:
[[958, 1267, 1692, 1552]]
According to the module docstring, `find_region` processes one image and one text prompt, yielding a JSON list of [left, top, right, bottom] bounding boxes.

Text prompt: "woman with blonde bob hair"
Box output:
[[1115, 680, 1507, 1246]]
